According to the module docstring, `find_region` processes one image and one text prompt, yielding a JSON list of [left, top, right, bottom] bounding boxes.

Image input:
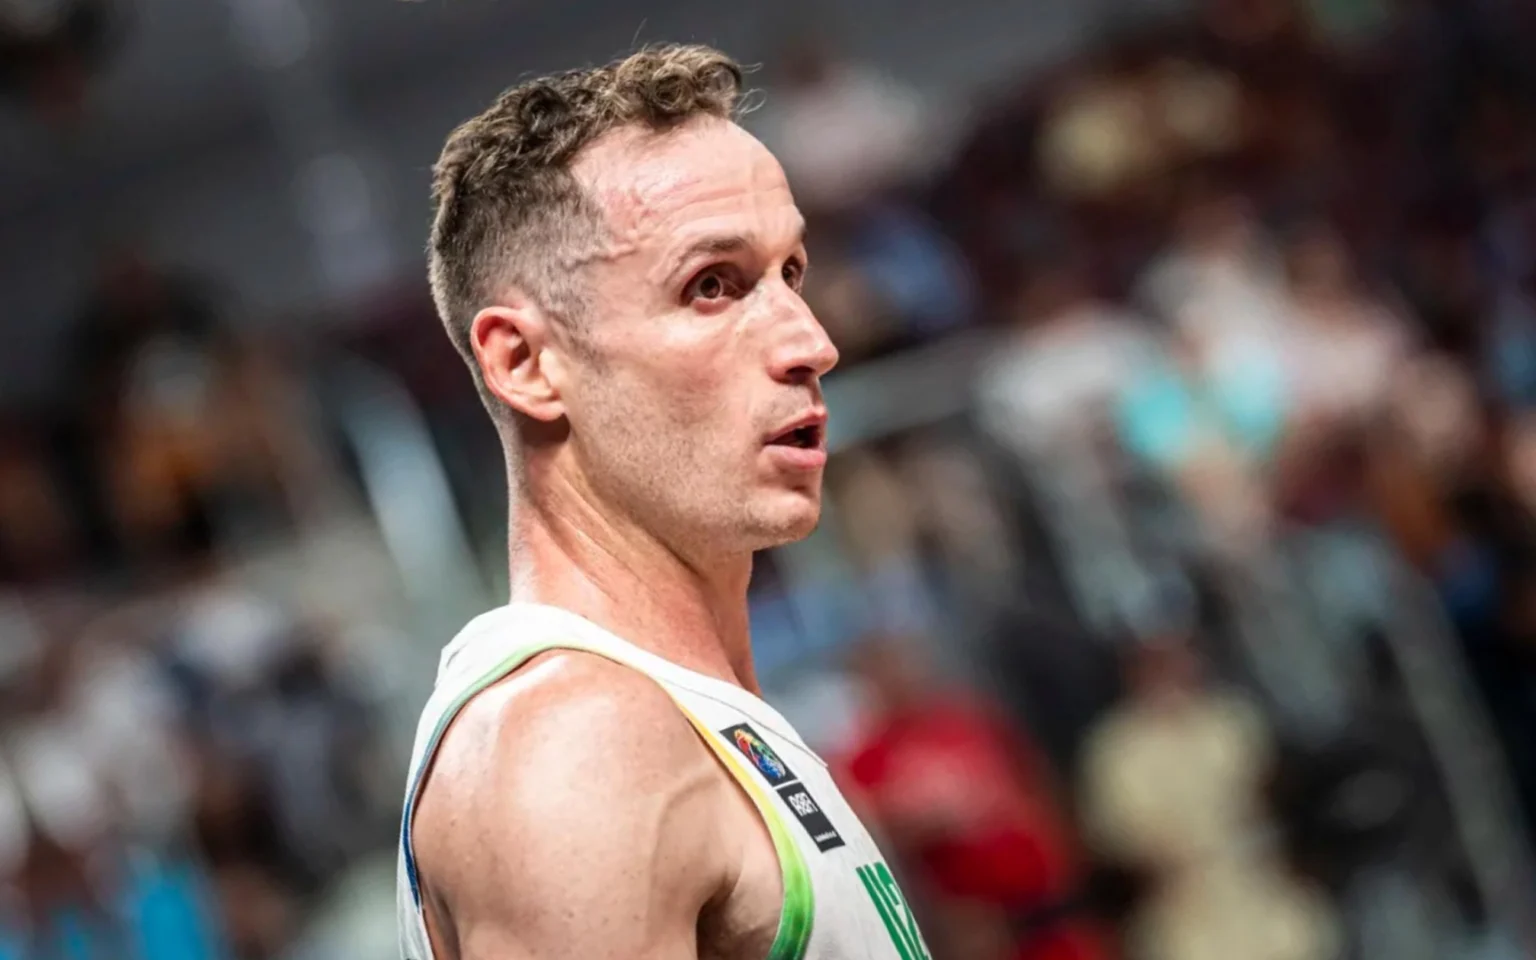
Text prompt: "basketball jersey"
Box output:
[[397, 602, 933, 960]]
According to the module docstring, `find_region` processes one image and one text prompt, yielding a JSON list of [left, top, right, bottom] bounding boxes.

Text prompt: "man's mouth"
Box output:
[[769, 423, 824, 450], [766, 410, 828, 452]]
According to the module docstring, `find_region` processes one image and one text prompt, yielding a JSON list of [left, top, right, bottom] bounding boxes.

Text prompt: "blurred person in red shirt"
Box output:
[[838, 634, 1113, 960]]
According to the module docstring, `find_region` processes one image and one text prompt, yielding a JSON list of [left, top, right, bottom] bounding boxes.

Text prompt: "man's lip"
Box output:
[[766, 409, 829, 444], [766, 445, 828, 470]]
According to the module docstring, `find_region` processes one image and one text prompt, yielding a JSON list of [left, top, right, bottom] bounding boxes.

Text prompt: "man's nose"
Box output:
[[768, 296, 839, 384]]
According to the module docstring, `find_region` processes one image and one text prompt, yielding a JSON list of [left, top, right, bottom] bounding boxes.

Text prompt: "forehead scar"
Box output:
[[562, 231, 638, 271]]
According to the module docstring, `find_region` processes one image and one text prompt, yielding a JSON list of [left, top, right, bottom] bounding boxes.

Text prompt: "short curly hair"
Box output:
[[428, 43, 747, 411]]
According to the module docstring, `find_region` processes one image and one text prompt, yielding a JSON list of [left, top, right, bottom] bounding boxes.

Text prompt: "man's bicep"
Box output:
[[453, 814, 707, 960]]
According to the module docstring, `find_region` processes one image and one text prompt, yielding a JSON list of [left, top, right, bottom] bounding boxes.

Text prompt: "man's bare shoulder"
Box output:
[[411, 650, 734, 956], [415, 648, 721, 841]]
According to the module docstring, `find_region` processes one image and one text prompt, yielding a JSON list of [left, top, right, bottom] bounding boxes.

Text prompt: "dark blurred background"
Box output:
[[5, 0, 1536, 958]]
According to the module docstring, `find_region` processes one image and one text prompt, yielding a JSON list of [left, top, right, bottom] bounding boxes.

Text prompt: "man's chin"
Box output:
[[748, 500, 822, 549]]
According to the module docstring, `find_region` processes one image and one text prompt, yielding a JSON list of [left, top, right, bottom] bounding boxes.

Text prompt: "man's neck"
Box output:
[[507, 474, 761, 694]]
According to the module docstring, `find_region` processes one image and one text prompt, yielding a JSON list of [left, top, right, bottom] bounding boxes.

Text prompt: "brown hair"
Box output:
[[428, 43, 746, 411]]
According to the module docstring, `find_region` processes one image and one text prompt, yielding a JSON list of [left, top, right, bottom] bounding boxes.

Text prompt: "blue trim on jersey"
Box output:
[[399, 650, 530, 906]]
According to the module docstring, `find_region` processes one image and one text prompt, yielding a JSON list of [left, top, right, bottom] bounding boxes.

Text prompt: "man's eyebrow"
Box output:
[[665, 221, 810, 278], [669, 234, 751, 277]]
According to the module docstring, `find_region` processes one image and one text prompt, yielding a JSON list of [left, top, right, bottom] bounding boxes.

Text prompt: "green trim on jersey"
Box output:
[[673, 702, 815, 960]]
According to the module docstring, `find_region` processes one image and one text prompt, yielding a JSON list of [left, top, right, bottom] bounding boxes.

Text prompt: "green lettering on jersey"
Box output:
[[856, 863, 930, 960]]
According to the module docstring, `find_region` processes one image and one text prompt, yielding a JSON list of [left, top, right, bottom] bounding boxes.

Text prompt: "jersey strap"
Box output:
[[670, 701, 815, 960], [399, 639, 813, 960]]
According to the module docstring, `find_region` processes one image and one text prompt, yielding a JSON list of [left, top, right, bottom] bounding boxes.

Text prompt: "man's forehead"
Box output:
[[573, 120, 800, 249]]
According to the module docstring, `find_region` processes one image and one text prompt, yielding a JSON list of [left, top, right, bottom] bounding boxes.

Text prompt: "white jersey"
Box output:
[[397, 602, 932, 960]]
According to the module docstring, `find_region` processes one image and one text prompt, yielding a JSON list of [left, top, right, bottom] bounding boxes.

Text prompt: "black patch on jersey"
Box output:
[[719, 723, 846, 853], [720, 722, 798, 788], [777, 782, 846, 852]]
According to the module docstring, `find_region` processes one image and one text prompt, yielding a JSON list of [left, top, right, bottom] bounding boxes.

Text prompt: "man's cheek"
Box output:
[[665, 370, 731, 423]]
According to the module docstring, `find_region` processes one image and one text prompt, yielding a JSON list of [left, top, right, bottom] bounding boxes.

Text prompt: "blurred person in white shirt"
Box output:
[[1267, 223, 1415, 523], [978, 262, 1161, 460], [1276, 224, 1410, 436], [1137, 188, 1290, 357], [0, 624, 131, 958]]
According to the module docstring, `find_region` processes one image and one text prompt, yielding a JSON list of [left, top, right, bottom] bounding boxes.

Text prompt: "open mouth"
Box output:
[[768, 424, 824, 450]]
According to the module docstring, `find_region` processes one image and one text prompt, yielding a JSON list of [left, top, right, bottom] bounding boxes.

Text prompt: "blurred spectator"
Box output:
[[53, 248, 229, 569], [826, 450, 941, 640], [66, 632, 192, 845], [1112, 193, 1293, 559], [1136, 189, 1288, 353], [1115, 326, 1284, 558], [0, 630, 123, 959], [1276, 224, 1409, 436], [1393, 212, 1487, 360], [52, 249, 320, 574], [1081, 638, 1341, 960], [1271, 224, 1413, 525], [63, 249, 224, 421], [978, 263, 1157, 456], [840, 634, 1113, 960], [975, 263, 1177, 631], [167, 583, 394, 908]]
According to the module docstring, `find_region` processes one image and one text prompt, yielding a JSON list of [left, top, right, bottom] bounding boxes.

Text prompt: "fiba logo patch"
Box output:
[[732, 726, 789, 783], [720, 723, 795, 787]]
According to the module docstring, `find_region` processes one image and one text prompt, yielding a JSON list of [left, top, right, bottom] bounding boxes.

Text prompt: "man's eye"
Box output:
[[685, 268, 740, 303], [783, 259, 807, 292]]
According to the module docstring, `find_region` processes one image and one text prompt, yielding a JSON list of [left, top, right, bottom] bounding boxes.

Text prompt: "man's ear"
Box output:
[[471, 298, 567, 422]]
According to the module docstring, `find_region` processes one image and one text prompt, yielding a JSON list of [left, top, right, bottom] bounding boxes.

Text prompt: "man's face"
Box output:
[[558, 118, 838, 562]]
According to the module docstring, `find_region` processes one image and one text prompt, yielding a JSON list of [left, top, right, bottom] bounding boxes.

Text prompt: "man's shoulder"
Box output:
[[410, 649, 735, 939], [413, 649, 718, 858], [427, 648, 708, 803]]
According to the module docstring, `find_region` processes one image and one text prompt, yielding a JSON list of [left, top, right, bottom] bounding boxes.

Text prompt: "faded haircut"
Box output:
[[427, 43, 746, 414]]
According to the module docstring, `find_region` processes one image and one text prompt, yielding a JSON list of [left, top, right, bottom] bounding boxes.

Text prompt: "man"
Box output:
[[397, 45, 933, 960]]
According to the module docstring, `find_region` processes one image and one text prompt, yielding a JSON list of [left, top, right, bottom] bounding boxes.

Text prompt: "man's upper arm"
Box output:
[[412, 653, 734, 960]]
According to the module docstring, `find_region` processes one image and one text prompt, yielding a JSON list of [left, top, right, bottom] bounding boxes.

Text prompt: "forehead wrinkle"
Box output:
[[573, 120, 801, 275]]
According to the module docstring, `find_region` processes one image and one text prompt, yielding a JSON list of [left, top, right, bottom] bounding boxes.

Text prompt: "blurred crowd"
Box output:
[[765, 1, 1536, 958], [8, 0, 1536, 958]]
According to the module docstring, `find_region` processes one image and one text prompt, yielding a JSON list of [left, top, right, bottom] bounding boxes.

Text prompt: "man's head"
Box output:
[[429, 44, 838, 565]]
